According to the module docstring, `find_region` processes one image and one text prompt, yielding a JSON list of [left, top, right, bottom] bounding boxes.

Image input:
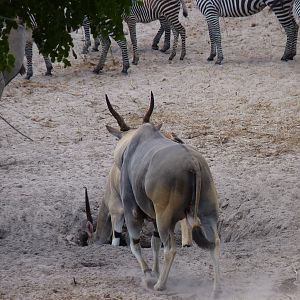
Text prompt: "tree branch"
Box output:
[[0, 114, 34, 141]]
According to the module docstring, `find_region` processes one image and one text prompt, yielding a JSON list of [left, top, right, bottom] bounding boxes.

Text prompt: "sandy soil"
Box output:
[[1, 3, 300, 299]]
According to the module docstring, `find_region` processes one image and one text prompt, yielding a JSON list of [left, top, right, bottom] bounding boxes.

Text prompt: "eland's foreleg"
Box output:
[[130, 237, 151, 274]]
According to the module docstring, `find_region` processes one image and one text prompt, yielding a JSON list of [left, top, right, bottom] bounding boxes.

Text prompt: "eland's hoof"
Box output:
[[154, 282, 166, 291], [211, 287, 222, 299]]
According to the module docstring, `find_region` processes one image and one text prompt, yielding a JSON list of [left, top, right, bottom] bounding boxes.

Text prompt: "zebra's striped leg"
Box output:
[[43, 56, 53, 76], [25, 40, 33, 80], [93, 36, 111, 74], [206, 16, 223, 64], [161, 19, 171, 53], [272, 5, 298, 61], [82, 16, 91, 54], [168, 17, 186, 61], [169, 26, 179, 60], [280, 22, 298, 60], [152, 22, 165, 50], [92, 37, 100, 52], [127, 18, 139, 65], [179, 25, 186, 60], [206, 19, 216, 61], [152, 17, 171, 53], [116, 39, 130, 74]]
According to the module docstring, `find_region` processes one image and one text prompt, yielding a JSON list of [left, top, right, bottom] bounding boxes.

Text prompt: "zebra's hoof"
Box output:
[[281, 54, 294, 61], [152, 44, 159, 50], [121, 70, 128, 75], [45, 72, 52, 76], [132, 59, 139, 65], [25, 72, 33, 80], [81, 49, 89, 55], [91, 48, 99, 52], [169, 54, 176, 61], [160, 47, 170, 53], [93, 68, 102, 74], [215, 60, 222, 65], [207, 56, 214, 61]]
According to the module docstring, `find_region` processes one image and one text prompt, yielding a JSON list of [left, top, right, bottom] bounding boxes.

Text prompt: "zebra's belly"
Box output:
[[220, 9, 263, 17], [218, 1, 266, 17]]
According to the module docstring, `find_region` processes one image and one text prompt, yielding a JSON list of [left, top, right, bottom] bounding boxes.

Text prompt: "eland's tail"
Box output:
[[190, 162, 218, 250]]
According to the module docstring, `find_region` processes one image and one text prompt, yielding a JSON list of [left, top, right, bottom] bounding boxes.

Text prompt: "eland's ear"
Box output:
[[86, 221, 94, 238], [156, 123, 163, 130], [106, 125, 123, 139]]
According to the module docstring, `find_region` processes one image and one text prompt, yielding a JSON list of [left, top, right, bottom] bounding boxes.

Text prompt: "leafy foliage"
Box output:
[[0, 0, 132, 72]]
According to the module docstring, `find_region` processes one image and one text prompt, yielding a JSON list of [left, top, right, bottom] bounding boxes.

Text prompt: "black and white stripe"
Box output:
[[24, 39, 53, 80], [125, 0, 187, 64], [81, 16, 100, 54], [25, 14, 53, 79], [295, 0, 300, 19], [152, 0, 188, 52], [93, 33, 130, 74], [196, 0, 299, 63]]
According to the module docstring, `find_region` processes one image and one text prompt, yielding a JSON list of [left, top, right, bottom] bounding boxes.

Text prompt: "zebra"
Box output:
[[24, 34, 53, 80], [81, 16, 101, 54], [93, 0, 188, 74], [24, 14, 53, 80], [93, 33, 130, 74], [152, 0, 188, 52], [125, 0, 187, 65], [195, 0, 299, 64]]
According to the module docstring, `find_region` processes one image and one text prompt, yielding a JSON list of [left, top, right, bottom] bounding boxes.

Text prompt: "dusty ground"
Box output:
[[1, 3, 300, 299]]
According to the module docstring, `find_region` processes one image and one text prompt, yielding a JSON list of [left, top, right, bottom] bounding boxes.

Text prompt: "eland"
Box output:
[[87, 92, 221, 295], [84, 99, 192, 248]]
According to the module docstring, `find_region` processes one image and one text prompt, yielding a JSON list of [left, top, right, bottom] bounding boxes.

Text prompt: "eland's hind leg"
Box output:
[[180, 218, 192, 247], [151, 224, 161, 277], [153, 217, 176, 291], [210, 235, 221, 298]]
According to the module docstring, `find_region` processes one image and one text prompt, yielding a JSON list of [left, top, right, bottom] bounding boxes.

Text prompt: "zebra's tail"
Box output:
[[180, 0, 188, 17]]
